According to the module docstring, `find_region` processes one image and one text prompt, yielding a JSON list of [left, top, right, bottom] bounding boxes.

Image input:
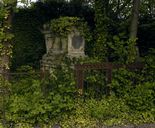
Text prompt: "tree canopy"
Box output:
[[0, 0, 155, 69]]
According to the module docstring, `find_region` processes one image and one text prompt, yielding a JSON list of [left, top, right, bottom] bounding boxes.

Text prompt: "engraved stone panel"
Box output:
[[41, 25, 86, 71], [72, 35, 83, 49], [68, 28, 85, 57]]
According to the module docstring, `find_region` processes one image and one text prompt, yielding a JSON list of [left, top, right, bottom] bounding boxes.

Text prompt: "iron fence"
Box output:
[[74, 62, 144, 95], [0, 62, 146, 127]]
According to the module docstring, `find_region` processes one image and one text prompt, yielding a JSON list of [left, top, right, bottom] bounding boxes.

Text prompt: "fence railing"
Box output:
[[0, 62, 145, 127], [0, 62, 145, 95], [0, 71, 46, 81], [74, 62, 144, 95]]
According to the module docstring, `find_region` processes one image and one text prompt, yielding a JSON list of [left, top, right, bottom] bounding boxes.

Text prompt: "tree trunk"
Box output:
[[129, 0, 140, 57], [130, 0, 140, 39], [0, 5, 14, 80]]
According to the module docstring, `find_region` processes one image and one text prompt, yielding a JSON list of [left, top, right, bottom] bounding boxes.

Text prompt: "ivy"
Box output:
[[108, 36, 137, 64], [93, 0, 109, 61], [49, 16, 91, 41], [0, 3, 14, 70]]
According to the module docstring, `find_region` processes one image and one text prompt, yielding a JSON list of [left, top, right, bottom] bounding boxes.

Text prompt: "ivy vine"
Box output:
[[0, 4, 14, 70], [49, 16, 92, 42]]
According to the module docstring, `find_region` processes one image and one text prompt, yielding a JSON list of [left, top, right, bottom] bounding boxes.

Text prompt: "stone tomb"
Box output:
[[41, 26, 85, 69], [42, 24, 68, 54]]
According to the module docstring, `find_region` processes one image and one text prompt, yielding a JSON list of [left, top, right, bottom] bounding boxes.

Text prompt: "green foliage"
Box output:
[[11, 9, 45, 70], [0, 1, 155, 127], [6, 62, 76, 126], [83, 70, 107, 98], [59, 99, 98, 128], [0, 6, 14, 70], [125, 82, 155, 111], [49, 16, 93, 56], [41, 62, 76, 118], [59, 94, 155, 127], [108, 60, 155, 124], [16, 65, 35, 73], [0, 76, 11, 127], [93, 0, 137, 62], [50, 16, 92, 41], [108, 36, 137, 63], [1, 0, 16, 5], [0, 59, 154, 127], [111, 68, 144, 97], [54, 59, 155, 126], [86, 96, 129, 122], [7, 79, 46, 124], [50, 17, 80, 37], [142, 48, 155, 82], [93, 0, 109, 61]]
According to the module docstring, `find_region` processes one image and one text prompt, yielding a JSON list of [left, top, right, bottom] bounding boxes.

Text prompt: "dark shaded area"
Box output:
[[11, 0, 155, 70], [11, 0, 94, 70], [138, 18, 155, 56], [11, 9, 46, 70], [72, 35, 83, 49]]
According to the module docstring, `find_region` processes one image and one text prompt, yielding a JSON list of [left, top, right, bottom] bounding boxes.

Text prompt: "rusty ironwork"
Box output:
[[74, 62, 144, 95], [0, 72, 43, 79]]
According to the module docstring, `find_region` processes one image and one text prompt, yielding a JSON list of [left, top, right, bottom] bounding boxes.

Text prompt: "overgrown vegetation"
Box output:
[[0, 0, 155, 127], [0, 52, 154, 127]]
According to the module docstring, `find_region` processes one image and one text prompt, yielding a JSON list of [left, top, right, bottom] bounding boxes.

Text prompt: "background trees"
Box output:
[[0, 0, 155, 127], [1, 0, 155, 69]]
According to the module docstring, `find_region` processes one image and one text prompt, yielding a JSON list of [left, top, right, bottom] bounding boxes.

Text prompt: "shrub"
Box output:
[[125, 82, 155, 111], [6, 62, 76, 127]]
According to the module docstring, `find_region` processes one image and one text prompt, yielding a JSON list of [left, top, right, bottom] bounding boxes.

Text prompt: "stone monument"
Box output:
[[41, 25, 85, 71]]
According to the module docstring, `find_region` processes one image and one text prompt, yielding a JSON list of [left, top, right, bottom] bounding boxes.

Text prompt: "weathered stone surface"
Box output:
[[41, 25, 85, 71], [52, 124, 61, 128], [72, 35, 83, 49], [136, 124, 155, 128], [67, 28, 85, 57]]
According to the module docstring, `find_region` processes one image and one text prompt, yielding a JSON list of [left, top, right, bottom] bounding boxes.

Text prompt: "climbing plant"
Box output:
[[0, 2, 14, 71], [50, 16, 91, 38], [49, 16, 93, 55], [93, 0, 109, 61]]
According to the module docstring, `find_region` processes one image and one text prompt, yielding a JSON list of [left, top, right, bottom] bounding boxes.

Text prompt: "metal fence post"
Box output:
[[74, 65, 84, 95]]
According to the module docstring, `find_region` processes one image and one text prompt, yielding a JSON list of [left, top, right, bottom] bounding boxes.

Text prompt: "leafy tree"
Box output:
[[93, 0, 109, 61]]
